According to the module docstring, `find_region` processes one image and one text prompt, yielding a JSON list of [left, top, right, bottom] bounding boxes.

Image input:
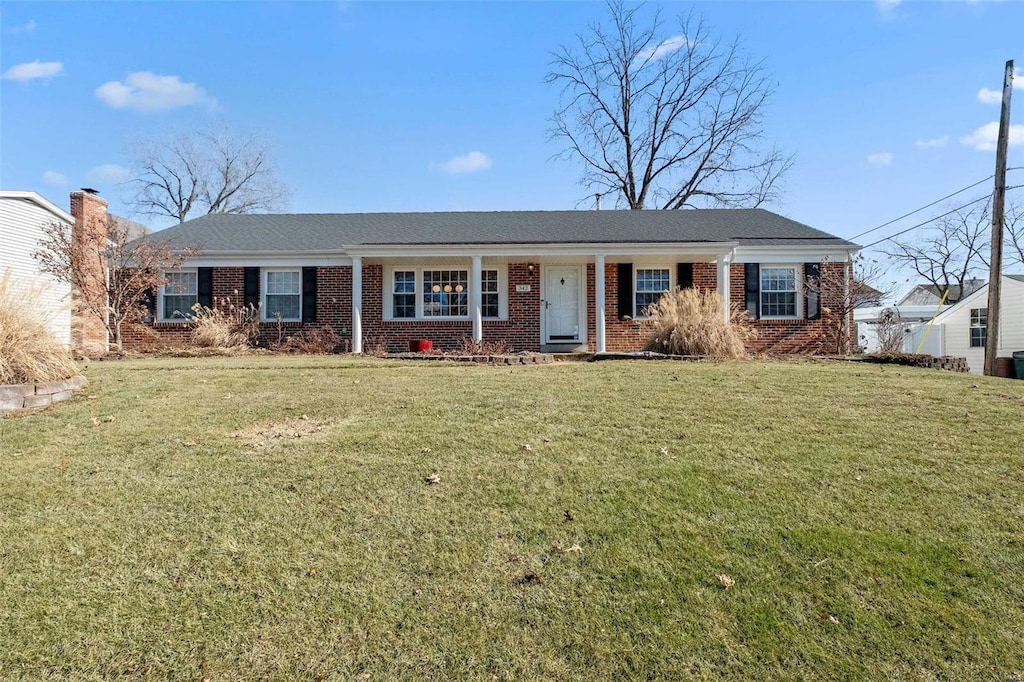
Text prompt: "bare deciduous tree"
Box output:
[[128, 127, 290, 223], [804, 255, 895, 355], [34, 216, 196, 350], [547, 1, 792, 210], [883, 200, 1024, 302], [883, 202, 991, 302]]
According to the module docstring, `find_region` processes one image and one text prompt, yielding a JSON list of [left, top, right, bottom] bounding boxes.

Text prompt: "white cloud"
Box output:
[[95, 71, 215, 112], [86, 164, 132, 184], [433, 151, 492, 174], [6, 19, 37, 34], [636, 35, 690, 62], [2, 60, 63, 82], [959, 121, 1024, 151], [42, 170, 68, 186], [915, 136, 949, 149], [977, 68, 1022, 104], [876, 0, 901, 15], [866, 152, 894, 167], [977, 87, 1003, 104]]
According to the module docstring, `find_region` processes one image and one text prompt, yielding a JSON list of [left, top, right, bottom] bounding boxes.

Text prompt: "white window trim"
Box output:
[[969, 307, 987, 348], [383, 265, 507, 321], [633, 265, 674, 319], [157, 268, 198, 323], [759, 264, 802, 320], [261, 267, 303, 322]]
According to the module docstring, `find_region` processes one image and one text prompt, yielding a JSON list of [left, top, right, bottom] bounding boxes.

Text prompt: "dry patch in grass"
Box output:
[[230, 416, 332, 450]]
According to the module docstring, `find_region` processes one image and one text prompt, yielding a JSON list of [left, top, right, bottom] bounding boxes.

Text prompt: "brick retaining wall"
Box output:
[[0, 376, 88, 412]]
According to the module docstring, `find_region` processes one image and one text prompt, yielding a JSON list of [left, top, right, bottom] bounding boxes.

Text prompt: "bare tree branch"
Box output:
[[128, 127, 290, 223], [547, 1, 792, 210], [34, 217, 198, 349], [881, 201, 1024, 301]]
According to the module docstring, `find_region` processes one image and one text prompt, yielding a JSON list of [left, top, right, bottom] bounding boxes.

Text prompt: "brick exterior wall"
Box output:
[[69, 191, 110, 355], [122, 266, 355, 351], [119, 259, 852, 356], [362, 263, 541, 353]]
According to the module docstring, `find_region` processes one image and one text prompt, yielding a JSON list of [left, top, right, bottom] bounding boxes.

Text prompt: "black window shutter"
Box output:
[[744, 263, 760, 319], [243, 267, 260, 308], [143, 287, 156, 323], [197, 267, 213, 308], [677, 263, 694, 290], [617, 263, 634, 319], [805, 262, 821, 320], [301, 267, 317, 323]]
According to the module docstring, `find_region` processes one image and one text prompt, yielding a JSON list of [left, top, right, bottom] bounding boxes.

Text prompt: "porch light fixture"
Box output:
[[527, 263, 536, 274]]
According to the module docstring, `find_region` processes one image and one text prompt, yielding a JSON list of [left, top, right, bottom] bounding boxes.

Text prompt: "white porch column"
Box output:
[[595, 254, 606, 352], [351, 256, 363, 354], [471, 256, 483, 343], [717, 256, 731, 324]]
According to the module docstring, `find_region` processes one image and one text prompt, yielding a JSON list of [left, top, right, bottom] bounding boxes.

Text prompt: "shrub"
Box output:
[[460, 338, 512, 356], [274, 325, 344, 354], [0, 271, 78, 384], [189, 299, 260, 349], [642, 288, 755, 359]]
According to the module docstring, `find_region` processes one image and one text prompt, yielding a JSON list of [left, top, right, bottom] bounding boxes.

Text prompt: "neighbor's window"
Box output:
[[423, 270, 468, 317], [393, 270, 416, 318], [760, 266, 798, 318], [635, 268, 671, 317], [970, 308, 987, 348], [161, 271, 197, 321], [263, 270, 301, 321], [482, 269, 499, 318]]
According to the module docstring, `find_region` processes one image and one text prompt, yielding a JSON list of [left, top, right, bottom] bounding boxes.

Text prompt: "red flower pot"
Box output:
[[409, 339, 433, 353]]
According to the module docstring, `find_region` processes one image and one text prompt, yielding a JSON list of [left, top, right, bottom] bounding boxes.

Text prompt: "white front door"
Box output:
[[544, 267, 581, 342]]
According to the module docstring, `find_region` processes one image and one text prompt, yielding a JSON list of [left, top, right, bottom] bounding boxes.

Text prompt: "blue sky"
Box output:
[[2, 0, 1022, 255]]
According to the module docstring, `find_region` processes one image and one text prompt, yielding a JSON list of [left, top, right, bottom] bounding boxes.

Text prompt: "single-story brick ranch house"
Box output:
[[122, 199, 860, 354]]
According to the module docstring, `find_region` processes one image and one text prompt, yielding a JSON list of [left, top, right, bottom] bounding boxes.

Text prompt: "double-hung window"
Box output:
[[263, 270, 302, 321], [970, 308, 987, 348], [482, 270, 500, 318], [760, 266, 799, 318], [393, 271, 416, 318], [161, 270, 197, 321], [388, 267, 503, 319], [634, 268, 671, 317]]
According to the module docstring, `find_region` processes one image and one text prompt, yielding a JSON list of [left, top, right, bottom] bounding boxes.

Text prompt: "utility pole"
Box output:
[[984, 59, 1014, 376]]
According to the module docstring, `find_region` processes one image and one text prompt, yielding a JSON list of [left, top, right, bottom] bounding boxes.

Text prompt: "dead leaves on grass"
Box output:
[[716, 573, 735, 590], [424, 473, 441, 485]]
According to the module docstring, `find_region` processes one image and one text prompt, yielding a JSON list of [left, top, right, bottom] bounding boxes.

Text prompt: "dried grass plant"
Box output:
[[0, 271, 79, 384], [642, 288, 755, 359], [189, 298, 261, 349]]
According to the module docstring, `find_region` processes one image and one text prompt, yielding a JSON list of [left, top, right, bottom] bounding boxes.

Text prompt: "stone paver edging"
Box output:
[[0, 376, 88, 412]]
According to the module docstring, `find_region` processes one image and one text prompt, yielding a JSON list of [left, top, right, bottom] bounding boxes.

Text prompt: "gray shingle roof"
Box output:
[[147, 209, 857, 252]]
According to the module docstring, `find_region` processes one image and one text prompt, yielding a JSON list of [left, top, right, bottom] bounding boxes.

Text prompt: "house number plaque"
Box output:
[[516, 284, 531, 292]]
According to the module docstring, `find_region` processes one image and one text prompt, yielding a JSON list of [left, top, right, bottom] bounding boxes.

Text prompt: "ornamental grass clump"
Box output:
[[642, 288, 755, 359], [189, 299, 260, 349], [0, 271, 78, 384]]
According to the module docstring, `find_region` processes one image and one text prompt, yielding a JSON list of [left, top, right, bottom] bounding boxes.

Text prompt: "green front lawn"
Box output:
[[1, 356, 1022, 680]]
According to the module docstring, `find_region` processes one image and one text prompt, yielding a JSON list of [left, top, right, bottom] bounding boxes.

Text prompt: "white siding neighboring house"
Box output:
[[918, 275, 1024, 374], [0, 190, 74, 346]]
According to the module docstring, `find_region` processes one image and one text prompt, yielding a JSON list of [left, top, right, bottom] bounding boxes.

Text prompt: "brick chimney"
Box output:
[[70, 189, 110, 354]]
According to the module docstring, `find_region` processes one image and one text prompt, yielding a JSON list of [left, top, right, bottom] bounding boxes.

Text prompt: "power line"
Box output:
[[862, 183, 1023, 251], [849, 165, 1024, 242], [860, 194, 994, 250]]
